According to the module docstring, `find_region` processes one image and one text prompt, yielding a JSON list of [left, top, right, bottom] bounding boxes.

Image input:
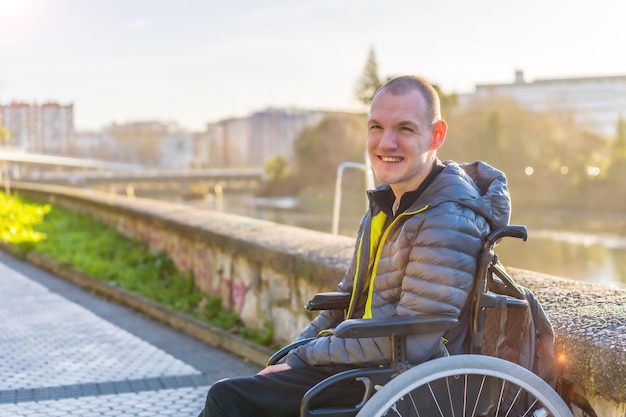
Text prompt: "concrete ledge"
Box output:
[[13, 182, 354, 288], [512, 268, 626, 411]]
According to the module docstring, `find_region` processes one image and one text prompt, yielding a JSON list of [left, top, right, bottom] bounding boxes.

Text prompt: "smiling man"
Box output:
[[196, 75, 512, 417], [366, 76, 448, 214]]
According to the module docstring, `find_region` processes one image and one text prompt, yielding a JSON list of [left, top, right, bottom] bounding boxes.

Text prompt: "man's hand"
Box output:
[[256, 362, 292, 376]]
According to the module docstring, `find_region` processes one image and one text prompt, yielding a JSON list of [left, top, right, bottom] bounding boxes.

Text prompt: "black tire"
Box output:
[[356, 355, 573, 417]]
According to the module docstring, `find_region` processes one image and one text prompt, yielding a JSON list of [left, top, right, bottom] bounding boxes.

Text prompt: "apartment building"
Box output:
[[102, 121, 193, 167], [0, 101, 74, 153], [248, 108, 326, 165], [74, 109, 331, 169], [461, 70, 626, 136], [160, 131, 194, 168], [199, 108, 327, 168]]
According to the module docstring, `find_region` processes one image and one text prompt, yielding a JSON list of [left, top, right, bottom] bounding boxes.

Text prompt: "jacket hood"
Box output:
[[412, 160, 511, 228]]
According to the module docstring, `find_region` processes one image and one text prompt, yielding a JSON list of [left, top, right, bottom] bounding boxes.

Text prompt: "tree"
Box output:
[[293, 113, 367, 186], [256, 155, 300, 197], [612, 115, 626, 159], [354, 47, 381, 107], [607, 115, 626, 179], [264, 155, 290, 183], [441, 96, 614, 208], [432, 84, 458, 115], [475, 110, 503, 164]]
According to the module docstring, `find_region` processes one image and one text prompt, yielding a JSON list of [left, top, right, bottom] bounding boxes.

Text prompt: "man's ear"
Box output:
[[429, 119, 447, 150]]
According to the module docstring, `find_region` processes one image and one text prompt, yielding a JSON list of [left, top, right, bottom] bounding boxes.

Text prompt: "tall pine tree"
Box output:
[[354, 47, 381, 107]]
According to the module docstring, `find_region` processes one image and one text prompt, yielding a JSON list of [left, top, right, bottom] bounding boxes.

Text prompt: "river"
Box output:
[[177, 193, 626, 290]]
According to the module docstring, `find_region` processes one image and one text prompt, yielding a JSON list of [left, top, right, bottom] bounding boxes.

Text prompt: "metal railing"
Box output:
[[331, 152, 375, 235]]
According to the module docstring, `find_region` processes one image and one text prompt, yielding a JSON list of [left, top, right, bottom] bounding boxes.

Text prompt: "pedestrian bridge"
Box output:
[[0, 149, 264, 195], [0, 149, 141, 174]]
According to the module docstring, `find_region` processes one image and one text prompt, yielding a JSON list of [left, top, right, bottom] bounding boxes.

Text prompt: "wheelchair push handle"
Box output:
[[483, 225, 527, 250]]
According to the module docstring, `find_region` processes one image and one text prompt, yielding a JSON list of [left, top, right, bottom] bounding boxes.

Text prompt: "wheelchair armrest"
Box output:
[[300, 367, 395, 417], [267, 337, 315, 366], [306, 292, 351, 311], [333, 315, 458, 339], [269, 317, 457, 365]]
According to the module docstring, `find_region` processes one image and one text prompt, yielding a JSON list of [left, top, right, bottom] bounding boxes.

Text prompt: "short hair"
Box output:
[[375, 75, 441, 123]]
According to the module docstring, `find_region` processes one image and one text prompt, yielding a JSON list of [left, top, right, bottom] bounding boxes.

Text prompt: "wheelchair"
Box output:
[[268, 225, 574, 417]]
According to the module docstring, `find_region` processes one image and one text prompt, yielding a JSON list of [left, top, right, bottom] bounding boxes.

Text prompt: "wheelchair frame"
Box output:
[[268, 225, 574, 417]]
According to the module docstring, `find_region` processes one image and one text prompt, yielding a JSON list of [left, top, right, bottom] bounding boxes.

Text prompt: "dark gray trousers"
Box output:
[[197, 365, 364, 417]]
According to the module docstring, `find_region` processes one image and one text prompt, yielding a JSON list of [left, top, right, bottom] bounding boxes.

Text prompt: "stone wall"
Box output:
[[12, 183, 626, 417]]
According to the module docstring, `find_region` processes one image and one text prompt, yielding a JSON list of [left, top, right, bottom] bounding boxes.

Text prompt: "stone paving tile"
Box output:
[[0, 263, 198, 392], [0, 261, 219, 416], [0, 386, 207, 417]]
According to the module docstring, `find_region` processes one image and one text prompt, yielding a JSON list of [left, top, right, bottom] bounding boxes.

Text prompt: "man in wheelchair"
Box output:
[[197, 74, 513, 417]]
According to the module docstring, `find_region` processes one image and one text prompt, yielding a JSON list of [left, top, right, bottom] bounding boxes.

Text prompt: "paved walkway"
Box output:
[[0, 251, 260, 416]]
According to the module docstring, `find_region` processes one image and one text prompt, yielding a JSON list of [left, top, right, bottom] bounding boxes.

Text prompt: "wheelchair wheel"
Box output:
[[355, 355, 573, 417]]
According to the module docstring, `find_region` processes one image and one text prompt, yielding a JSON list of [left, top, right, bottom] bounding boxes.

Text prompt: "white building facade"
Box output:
[[0, 101, 74, 153], [462, 71, 626, 137]]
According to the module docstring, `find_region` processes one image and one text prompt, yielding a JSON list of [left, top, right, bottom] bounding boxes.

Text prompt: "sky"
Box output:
[[1, 0, 625, 132]]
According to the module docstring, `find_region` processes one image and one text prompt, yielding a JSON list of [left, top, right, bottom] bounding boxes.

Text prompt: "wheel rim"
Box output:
[[356, 355, 572, 417]]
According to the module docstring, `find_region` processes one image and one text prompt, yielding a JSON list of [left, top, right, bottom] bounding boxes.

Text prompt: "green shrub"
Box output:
[[0, 192, 50, 253]]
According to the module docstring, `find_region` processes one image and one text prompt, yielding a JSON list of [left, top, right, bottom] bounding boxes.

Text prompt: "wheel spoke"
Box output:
[[355, 355, 573, 417], [470, 374, 486, 417], [407, 391, 421, 417], [463, 374, 468, 417], [503, 386, 523, 417], [496, 378, 506, 416], [444, 376, 456, 417], [427, 382, 446, 417], [520, 398, 540, 417], [389, 402, 402, 417]]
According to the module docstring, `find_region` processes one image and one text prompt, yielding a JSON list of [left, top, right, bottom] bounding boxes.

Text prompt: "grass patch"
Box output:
[[0, 192, 274, 347]]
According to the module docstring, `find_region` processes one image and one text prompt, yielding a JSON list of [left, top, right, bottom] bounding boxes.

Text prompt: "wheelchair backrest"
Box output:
[[469, 225, 558, 388]]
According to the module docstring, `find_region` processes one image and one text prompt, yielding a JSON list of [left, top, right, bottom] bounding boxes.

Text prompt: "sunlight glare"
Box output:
[[0, 0, 25, 17]]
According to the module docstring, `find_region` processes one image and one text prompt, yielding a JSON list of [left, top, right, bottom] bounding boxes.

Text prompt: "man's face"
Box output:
[[366, 89, 436, 198]]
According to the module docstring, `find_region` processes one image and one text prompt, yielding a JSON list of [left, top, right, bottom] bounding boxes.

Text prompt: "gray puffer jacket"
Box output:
[[285, 160, 511, 368]]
